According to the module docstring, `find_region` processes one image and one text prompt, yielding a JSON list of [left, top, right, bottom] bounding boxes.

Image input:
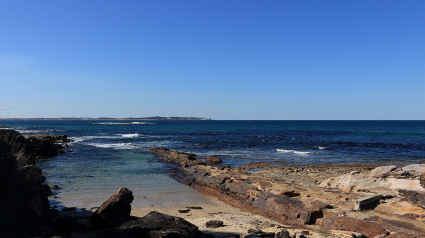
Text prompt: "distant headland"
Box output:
[[0, 116, 211, 121]]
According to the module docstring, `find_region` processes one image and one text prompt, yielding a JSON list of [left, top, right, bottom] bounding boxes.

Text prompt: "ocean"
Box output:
[[1, 120, 424, 208]]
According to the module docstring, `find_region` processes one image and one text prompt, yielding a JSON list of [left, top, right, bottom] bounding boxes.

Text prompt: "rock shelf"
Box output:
[[149, 146, 425, 238]]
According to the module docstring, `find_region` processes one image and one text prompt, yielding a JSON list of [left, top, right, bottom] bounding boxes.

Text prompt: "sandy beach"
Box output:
[[53, 174, 289, 237]]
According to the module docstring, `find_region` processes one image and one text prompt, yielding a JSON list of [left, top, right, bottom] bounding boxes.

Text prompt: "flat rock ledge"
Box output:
[[150, 147, 425, 238]]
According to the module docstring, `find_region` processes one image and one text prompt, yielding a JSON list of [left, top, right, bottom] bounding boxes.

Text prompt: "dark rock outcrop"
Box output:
[[0, 129, 72, 160], [90, 187, 134, 229], [120, 211, 206, 238], [0, 129, 52, 236], [149, 147, 207, 167], [23, 134, 72, 159], [398, 189, 425, 208]]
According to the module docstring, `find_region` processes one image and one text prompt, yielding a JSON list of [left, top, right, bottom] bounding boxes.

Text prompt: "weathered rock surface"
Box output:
[[322, 216, 387, 238], [367, 216, 425, 237], [150, 147, 425, 238], [319, 165, 425, 193], [90, 187, 134, 229]]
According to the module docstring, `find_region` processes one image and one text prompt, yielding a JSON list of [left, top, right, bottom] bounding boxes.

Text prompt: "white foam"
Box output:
[[140, 140, 184, 148], [69, 135, 120, 143], [294, 151, 314, 155], [94, 122, 154, 125], [17, 129, 48, 134], [315, 146, 328, 150], [131, 122, 154, 124], [276, 149, 314, 155], [117, 133, 141, 138], [86, 142, 138, 149]]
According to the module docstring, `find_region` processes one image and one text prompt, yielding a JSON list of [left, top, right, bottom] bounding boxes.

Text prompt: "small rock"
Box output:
[[275, 229, 290, 238], [49, 184, 60, 190], [224, 235, 240, 238], [205, 156, 222, 165], [420, 172, 425, 188], [51, 215, 79, 235], [186, 206, 203, 209], [258, 232, 275, 237], [247, 228, 263, 234], [244, 235, 261, 238], [178, 209, 190, 213], [219, 165, 232, 170], [62, 207, 76, 212], [206, 220, 224, 228]]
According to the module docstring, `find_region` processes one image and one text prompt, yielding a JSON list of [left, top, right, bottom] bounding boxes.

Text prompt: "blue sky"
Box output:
[[1, 1, 424, 119]]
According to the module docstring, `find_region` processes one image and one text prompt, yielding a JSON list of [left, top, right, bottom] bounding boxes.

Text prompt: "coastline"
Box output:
[[0, 117, 212, 121], [2, 126, 425, 237]]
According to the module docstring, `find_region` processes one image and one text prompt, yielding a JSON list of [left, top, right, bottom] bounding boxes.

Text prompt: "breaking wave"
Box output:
[[94, 122, 154, 125], [276, 149, 314, 155]]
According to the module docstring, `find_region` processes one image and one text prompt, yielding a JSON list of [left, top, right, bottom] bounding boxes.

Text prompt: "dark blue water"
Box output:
[[1, 120, 424, 166]]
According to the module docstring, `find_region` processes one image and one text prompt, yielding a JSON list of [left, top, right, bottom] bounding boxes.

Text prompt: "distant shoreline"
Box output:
[[0, 116, 212, 121]]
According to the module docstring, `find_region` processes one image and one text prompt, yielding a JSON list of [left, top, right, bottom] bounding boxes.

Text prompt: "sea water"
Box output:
[[1, 120, 424, 208]]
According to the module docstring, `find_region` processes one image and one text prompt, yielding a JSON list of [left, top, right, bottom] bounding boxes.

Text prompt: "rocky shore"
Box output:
[[149, 147, 425, 238], [2, 126, 425, 238], [0, 129, 216, 238]]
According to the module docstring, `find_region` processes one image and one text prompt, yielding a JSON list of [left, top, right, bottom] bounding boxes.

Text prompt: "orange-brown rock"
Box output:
[[367, 216, 425, 237], [205, 156, 222, 165], [150, 147, 425, 237], [321, 216, 387, 238]]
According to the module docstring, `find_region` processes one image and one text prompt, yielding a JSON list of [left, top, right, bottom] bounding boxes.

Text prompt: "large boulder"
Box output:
[[120, 211, 206, 238], [401, 164, 425, 177], [90, 187, 134, 229], [253, 193, 328, 226], [368, 165, 398, 177]]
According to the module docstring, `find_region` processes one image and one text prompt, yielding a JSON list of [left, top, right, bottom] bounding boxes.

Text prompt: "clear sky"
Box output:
[[1, 1, 424, 120]]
